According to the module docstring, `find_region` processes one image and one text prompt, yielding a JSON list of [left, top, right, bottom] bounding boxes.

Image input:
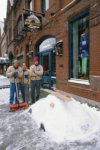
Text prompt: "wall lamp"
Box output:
[[50, 12, 55, 16], [53, 41, 63, 56]]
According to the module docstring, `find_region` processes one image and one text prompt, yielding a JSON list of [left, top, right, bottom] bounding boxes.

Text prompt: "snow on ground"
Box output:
[[0, 88, 10, 105], [0, 88, 100, 150], [0, 75, 10, 87], [0, 75, 7, 79], [30, 95, 100, 143]]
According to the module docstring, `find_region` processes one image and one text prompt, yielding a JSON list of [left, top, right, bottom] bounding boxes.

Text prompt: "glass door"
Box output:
[[41, 52, 51, 88]]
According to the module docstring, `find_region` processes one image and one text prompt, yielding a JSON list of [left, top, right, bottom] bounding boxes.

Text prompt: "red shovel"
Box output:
[[10, 79, 28, 112]]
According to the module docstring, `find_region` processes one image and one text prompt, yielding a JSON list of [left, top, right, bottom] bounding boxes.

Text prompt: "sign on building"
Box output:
[[22, 13, 42, 30]]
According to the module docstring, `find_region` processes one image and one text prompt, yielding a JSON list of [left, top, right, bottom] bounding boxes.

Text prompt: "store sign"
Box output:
[[22, 13, 42, 30], [39, 38, 56, 52]]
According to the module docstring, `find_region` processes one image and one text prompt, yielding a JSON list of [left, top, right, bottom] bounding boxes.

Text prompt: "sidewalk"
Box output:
[[0, 75, 10, 89], [26, 88, 100, 108], [0, 75, 99, 109]]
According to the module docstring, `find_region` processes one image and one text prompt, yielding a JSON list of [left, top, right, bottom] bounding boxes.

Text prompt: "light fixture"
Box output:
[[50, 12, 55, 16], [53, 41, 63, 56]]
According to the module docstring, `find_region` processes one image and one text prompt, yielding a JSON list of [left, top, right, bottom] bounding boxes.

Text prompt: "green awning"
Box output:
[[0, 57, 9, 65]]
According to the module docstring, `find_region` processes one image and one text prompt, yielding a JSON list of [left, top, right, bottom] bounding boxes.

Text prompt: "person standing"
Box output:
[[20, 62, 30, 104], [6, 60, 23, 105], [30, 57, 43, 104]]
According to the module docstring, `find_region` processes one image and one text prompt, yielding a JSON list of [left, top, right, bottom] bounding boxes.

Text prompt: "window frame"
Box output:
[[42, 0, 49, 13], [69, 11, 90, 82], [28, 0, 32, 10]]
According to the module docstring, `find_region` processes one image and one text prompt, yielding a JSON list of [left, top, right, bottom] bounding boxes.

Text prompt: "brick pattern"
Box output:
[[4, 0, 100, 102]]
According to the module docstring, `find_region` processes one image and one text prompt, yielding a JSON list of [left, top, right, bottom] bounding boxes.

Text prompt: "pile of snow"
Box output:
[[29, 94, 100, 142], [0, 88, 10, 105], [0, 76, 10, 87], [0, 75, 6, 79]]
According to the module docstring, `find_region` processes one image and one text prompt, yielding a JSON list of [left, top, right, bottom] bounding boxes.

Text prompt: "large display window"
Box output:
[[69, 12, 89, 81]]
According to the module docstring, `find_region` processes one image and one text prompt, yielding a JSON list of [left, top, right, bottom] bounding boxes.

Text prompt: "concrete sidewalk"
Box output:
[[21, 88, 100, 109], [0, 74, 99, 109]]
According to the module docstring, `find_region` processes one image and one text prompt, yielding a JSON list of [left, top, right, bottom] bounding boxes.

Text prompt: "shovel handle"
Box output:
[[15, 78, 19, 102]]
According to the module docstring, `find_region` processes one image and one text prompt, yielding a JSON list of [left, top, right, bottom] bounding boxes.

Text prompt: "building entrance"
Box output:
[[42, 52, 50, 88], [41, 50, 56, 89], [36, 36, 56, 89]]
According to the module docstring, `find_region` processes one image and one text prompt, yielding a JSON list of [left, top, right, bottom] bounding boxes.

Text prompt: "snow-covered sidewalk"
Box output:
[[0, 88, 100, 150], [0, 75, 10, 88]]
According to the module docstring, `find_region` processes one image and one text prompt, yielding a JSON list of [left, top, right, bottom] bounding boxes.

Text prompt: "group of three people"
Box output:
[[6, 57, 43, 106]]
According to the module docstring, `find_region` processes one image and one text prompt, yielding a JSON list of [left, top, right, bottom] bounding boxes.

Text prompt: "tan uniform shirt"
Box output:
[[6, 66, 23, 83], [30, 64, 43, 81], [20, 69, 30, 85]]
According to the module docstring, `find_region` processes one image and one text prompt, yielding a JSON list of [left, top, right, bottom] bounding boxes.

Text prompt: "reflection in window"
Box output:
[[70, 13, 89, 80], [43, 55, 49, 76]]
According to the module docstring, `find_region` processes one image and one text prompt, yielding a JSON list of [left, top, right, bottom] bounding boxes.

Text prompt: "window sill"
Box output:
[[68, 79, 90, 85]]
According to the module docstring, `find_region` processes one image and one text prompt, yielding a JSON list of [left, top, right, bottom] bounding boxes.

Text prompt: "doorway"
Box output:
[[35, 36, 56, 89], [41, 52, 51, 88], [41, 50, 56, 89]]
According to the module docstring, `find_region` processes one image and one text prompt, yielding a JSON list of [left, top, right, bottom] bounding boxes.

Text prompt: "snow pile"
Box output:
[[0, 76, 10, 87], [29, 94, 100, 142], [0, 88, 10, 105], [0, 75, 6, 79]]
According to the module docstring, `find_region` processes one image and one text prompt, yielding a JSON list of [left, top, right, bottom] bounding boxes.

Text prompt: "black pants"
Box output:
[[20, 84, 29, 103], [31, 80, 41, 103]]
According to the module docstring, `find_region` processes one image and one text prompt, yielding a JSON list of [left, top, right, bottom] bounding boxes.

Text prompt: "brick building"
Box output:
[[4, 0, 100, 103]]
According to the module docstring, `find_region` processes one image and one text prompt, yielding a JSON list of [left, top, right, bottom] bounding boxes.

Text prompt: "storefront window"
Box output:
[[69, 12, 89, 81]]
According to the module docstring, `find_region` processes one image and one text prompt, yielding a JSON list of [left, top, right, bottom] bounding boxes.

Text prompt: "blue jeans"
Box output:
[[9, 83, 20, 105]]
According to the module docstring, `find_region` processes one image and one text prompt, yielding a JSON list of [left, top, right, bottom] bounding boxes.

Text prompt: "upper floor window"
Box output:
[[28, 0, 32, 10], [9, 28, 11, 43], [17, 15, 22, 34], [42, 0, 49, 13]]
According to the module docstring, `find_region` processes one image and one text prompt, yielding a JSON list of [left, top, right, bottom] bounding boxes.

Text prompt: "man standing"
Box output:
[[30, 57, 43, 104], [20, 62, 30, 104], [6, 60, 23, 105]]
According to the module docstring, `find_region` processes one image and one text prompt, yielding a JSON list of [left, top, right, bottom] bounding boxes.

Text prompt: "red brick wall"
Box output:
[[4, 0, 100, 102], [90, 24, 100, 76], [15, 1, 25, 23], [62, 0, 73, 9]]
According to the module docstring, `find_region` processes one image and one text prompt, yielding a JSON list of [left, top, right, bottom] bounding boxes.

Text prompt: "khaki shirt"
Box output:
[[30, 64, 43, 81], [6, 66, 23, 83], [20, 69, 30, 85]]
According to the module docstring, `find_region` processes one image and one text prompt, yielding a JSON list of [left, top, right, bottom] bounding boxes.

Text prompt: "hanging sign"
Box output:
[[22, 13, 42, 30]]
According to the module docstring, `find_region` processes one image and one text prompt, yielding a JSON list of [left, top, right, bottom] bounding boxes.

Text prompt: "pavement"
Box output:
[[0, 75, 100, 150]]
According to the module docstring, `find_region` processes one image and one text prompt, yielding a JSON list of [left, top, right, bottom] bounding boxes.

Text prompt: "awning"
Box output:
[[0, 57, 9, 65]]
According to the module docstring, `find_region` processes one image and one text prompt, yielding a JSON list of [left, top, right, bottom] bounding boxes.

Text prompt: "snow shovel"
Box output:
[[10, 78, 28, 112]]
